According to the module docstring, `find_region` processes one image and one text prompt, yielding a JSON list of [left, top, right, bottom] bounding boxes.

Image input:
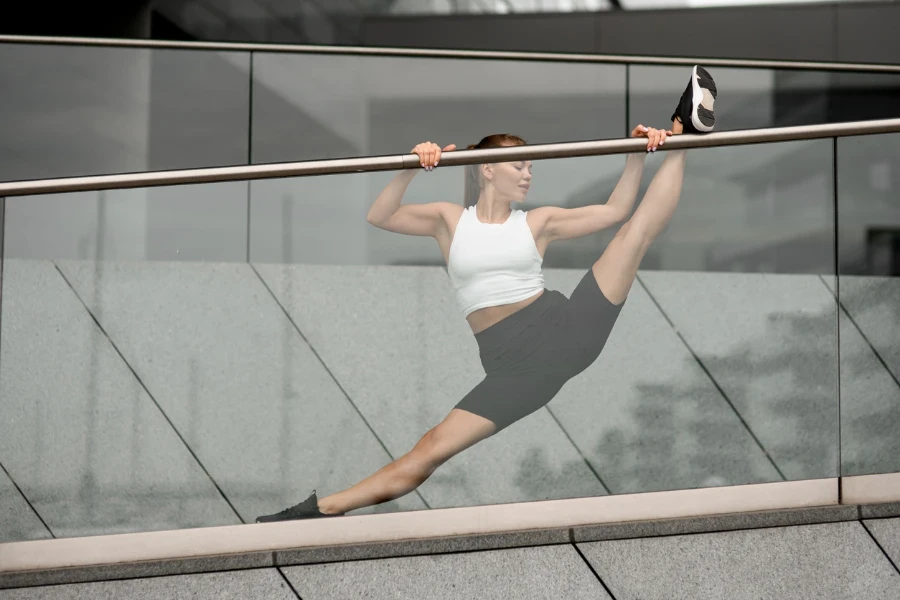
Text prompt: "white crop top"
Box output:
[[447, 206, 545, 317]]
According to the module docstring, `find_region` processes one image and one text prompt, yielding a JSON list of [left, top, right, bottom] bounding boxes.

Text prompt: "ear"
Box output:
[[481, 163, 493, 180]]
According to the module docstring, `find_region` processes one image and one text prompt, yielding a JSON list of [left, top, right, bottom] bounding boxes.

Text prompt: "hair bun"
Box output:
[[466, 144, 478, 150]]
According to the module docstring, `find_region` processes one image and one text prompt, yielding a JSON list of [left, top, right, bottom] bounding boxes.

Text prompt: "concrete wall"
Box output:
[[362, 1, 900, 65]]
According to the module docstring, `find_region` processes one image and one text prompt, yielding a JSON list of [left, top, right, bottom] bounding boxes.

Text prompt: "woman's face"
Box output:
[[486, 159, 532, 203]]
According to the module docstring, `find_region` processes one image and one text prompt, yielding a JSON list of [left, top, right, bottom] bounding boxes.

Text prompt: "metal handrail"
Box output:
[[1, 119, 898, 197], [1, 34, 899, 73]]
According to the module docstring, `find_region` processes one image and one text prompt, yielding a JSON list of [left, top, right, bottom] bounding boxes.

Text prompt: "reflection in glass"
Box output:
[[251, 53, 626, 163], [630, 66, 900, 132], [4, 184, 248, 262], [0, 43, 250, 182], [837, 132, 900, 478]]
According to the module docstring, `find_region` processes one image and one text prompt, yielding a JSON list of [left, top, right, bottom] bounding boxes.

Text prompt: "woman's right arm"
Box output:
[[366, 142, 456, 237]]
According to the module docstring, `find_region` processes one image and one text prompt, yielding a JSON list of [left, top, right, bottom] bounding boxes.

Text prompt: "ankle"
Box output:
[[672, 117, 684, 135], [317, 496, 343, 515]]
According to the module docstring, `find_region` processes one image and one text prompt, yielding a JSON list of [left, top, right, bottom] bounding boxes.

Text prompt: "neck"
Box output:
[[475, 190, 512, 224]]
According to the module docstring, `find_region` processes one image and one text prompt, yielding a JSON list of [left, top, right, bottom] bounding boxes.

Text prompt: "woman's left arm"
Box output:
[[534, 124, 669, 243]]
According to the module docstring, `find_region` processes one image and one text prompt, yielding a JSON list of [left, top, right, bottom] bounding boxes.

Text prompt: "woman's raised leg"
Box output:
[[317, 408, 496, 515], [593, 63, 717, 305], [591, 121, 687, 305]]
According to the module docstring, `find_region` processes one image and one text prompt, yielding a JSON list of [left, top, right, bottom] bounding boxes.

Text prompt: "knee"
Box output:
[[616, 218, 652, 250], [404, 430, 446, 479]]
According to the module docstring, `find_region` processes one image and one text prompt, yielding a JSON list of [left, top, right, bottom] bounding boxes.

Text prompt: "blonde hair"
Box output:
[[463, 134, 527, 208]]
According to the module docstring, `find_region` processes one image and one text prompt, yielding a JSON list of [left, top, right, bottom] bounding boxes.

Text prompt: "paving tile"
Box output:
[[864, 517, 900, 567], [572, 504, 857, 542], [579, 521, 900, 599], [0, 552, 273, 590], [283, 545, 610, 600], [275, 528, 570, 566], [861, 502, 900, 520], [0, 568, 296, 600]]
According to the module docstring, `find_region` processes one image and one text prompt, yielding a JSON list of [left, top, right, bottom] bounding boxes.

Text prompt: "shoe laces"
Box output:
[[275, 491, 317, 517]]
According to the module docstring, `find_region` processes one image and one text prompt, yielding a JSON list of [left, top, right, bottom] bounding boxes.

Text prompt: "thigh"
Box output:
[[455, 374, 568, 433], [565, 267, 626, 369], [590, 222, 644, 306]]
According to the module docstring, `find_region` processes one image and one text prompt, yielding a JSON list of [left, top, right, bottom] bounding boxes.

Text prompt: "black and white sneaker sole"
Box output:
[[690, 65, 717, 133]]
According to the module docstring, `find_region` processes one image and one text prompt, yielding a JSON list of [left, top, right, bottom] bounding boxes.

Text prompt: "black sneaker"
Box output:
[[670, 65, 717, 134], [255, 490, 342, 523]]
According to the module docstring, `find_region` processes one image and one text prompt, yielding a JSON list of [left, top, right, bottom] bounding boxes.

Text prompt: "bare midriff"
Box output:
[[465, 289, 545, 334]]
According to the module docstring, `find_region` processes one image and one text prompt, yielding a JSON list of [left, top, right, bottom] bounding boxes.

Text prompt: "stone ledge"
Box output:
[[2, 501, 877, 591]]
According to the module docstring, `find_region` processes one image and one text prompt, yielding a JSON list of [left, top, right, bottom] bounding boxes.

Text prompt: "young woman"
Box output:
[[257, 65, 717, 523]]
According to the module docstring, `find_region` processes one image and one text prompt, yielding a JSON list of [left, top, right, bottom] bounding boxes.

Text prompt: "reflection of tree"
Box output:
[[588, 381, 768, 495], [832, 276, 900, 476], [511, 446, 609, 502]]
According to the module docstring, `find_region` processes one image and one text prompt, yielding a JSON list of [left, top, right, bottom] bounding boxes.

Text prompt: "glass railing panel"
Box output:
[[629, 65, 900, 132], [0, 199, 26, 544], [0, 135, 842, 544], [836, 132, 900, 478], [0, 184, 250, 543], [0, 43, 250, 182], [250, 52, 627, 163]]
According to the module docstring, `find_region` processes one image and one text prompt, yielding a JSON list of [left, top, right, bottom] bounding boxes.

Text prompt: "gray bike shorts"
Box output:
[[455, 267, 624, 432]]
